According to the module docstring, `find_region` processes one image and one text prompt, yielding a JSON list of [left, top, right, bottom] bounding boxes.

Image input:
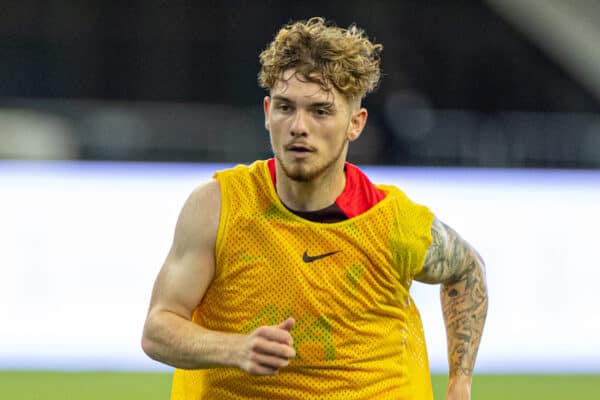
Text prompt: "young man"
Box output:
[[142, 17, 488, 400]]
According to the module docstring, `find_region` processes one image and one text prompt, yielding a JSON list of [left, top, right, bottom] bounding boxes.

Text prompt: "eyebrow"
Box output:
[[271, 95, 335, 109]]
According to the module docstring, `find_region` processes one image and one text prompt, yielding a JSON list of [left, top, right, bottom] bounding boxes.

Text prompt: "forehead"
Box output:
[[271, 69, 346, 106]]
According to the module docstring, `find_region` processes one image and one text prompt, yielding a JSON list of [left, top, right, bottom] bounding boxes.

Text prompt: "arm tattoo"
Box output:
[[415, 218, 488, 378]]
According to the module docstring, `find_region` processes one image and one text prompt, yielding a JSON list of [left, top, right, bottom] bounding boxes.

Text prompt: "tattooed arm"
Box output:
[[414, 217, 488, 400]]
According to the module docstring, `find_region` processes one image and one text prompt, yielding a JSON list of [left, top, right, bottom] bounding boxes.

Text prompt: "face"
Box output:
[[263, 69, 367, 182]]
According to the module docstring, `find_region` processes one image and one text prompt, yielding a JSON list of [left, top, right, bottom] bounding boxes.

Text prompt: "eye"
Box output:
[[276, 104, 291, 112], [314, 108, 330, 116]]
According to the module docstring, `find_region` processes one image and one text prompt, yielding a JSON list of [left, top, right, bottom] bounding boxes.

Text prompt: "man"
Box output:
[[142, 17, 488, 400]]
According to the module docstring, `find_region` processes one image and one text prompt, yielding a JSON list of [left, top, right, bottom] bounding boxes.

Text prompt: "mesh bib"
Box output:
[[171, 160, 435, 400]]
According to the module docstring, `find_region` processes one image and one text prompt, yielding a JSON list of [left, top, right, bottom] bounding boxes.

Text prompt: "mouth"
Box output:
[[286, 143, 315, 154]]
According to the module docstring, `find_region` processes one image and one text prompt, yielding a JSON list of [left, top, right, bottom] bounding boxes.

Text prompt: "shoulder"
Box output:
[[213, 160, 271, 198], [376, 184, 420, 206], [378, 184, 435, 231], [185, 180, 221, 215], [173, 180, 221, 253], [415, 217, 483, 284], [213, 160, 268, 180]]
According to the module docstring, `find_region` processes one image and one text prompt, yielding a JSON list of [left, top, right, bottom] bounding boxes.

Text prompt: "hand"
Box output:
[[238, 317, 296, 375], [446, 375, 472, 400]]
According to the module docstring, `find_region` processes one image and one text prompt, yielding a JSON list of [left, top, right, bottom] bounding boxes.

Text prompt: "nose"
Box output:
[[290, 109, 308, 137]]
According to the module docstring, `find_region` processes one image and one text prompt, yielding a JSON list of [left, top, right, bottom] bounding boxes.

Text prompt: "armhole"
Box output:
[[213, 176, 229, 269], [387, 186, 436, 279], [411, 207, 436, 277]]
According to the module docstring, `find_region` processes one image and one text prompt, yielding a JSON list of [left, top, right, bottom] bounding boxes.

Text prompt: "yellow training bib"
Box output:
[[171, 160, 435, 400]]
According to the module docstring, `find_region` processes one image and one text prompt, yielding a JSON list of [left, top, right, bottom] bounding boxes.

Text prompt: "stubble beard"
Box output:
[[275, 140, 347, 183]]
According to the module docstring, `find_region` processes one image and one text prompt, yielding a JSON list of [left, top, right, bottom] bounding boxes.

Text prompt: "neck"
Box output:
[[275, 159, 346, 212]]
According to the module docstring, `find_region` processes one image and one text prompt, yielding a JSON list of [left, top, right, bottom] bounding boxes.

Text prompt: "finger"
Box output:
[[275, 317, 295, 346], [254, 326, 294, 346], [251, 352, 291, 370], [252, 337, 296, 359], [276, 317, 295, 332], [245, 362, 279, 376]]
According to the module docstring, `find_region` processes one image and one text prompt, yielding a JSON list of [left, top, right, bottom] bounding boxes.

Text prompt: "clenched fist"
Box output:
[[238, 317, 296, 375]]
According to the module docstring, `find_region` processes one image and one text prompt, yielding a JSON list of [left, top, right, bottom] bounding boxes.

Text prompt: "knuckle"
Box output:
[[247, 353, 259, 364], [255, 325, 273, 336], [253, 326, 266, 335], [249, 336, 264, 350], [278, 358, 290, 367]]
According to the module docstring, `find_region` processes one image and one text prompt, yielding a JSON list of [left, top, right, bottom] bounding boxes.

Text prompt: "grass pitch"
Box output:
[[0, 371, 171, 400], [1, 371, 598, 399]]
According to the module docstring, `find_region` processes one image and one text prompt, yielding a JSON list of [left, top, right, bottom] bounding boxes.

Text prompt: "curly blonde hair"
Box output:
[[258, 17, 383, 100]]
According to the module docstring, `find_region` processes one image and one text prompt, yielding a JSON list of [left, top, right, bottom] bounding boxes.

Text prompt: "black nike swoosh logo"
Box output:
[[302, 250, 340, 263]]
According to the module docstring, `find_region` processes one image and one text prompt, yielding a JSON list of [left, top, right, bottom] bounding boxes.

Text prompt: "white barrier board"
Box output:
[[1, 161, 598, 373]]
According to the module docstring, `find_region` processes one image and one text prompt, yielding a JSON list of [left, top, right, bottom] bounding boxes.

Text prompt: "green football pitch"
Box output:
[[1, 371, 599, 399]]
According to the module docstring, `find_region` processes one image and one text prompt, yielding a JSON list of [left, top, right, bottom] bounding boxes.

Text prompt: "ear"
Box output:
[[347, 108, 368, 142], [263, 96, 271, 131]]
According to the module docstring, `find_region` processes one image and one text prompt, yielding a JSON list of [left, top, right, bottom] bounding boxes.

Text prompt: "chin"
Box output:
[[284, 166, 317, 182], [279, 160, 321, 182], [276, 150, 344, 183]]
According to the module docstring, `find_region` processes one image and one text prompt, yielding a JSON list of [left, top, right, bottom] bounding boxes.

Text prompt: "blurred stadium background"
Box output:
[[1, 1, 599, 399]]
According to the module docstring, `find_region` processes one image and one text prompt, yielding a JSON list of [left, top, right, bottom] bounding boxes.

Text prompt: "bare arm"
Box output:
[[414, 217, 488, 399], [141, 180, 296, 374]]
